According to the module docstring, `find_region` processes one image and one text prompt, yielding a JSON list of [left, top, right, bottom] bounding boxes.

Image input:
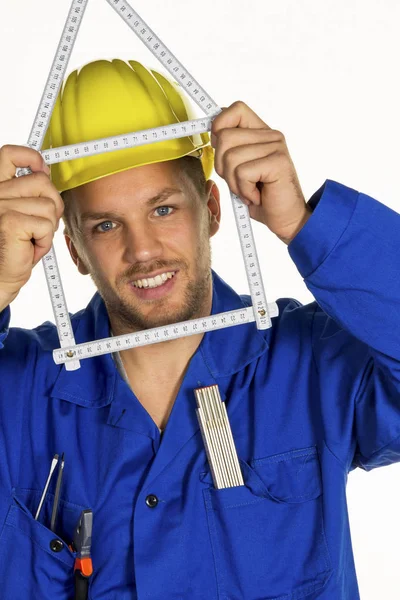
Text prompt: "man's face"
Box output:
[[64, 160, 220, 333]]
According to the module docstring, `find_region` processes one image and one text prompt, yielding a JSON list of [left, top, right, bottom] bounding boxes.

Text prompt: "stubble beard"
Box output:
[[90, 243, 213, 334]]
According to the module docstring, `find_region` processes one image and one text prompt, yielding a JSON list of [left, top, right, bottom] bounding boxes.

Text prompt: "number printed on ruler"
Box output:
[[17, 0, 274, 371], [54, 303, 279, 365], [106, 0, 271, 330], [16, 0, 90, 370], [26, 0, 88, 153], [41, 117, 213, 164], [106, 0, 219, 115]]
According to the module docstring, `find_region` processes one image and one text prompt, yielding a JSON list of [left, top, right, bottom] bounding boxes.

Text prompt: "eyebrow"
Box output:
[[79, 187, 183, 224]]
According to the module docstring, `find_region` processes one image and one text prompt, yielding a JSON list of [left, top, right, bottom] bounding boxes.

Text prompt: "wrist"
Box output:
[[276, 205, 313, 245], [0, 289, 18, 313]]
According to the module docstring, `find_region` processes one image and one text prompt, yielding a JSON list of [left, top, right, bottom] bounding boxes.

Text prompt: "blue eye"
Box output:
[[95, 221, 115, 233], [155, 206, 173, 217]]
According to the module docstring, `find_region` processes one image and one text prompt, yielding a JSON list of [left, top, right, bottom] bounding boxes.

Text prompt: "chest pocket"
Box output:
[[200, 446, 333, 600], [0, 488, 88, 600]]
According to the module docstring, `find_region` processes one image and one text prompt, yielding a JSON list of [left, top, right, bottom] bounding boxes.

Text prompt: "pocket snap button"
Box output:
[[145, 494, 159, 508], [50, 538, 64, 552]]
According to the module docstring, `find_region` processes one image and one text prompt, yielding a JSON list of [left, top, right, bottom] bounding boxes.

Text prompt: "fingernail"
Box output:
[[42, 160, 50, 175]]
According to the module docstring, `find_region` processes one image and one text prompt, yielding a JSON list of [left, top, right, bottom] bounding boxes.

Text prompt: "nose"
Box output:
[[122, 222, 164, 265]]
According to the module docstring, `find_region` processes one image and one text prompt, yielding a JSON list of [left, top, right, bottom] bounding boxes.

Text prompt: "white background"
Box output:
[[0, 0, 399, 596]]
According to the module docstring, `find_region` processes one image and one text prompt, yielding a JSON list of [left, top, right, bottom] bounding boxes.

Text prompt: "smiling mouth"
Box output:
[[131, 270, 177, 289]]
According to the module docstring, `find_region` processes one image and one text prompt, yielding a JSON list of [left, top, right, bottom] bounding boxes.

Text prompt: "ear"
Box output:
[[64, 233, 89, 275], [205, 180, 221, 238]]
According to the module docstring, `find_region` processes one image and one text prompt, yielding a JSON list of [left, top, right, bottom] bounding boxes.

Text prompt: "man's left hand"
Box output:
[[211, 101, 312, 244]]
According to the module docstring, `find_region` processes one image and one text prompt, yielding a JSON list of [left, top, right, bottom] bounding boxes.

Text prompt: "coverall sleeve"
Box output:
[[288, 180, 400, 472], [0, 306, 10, 350]]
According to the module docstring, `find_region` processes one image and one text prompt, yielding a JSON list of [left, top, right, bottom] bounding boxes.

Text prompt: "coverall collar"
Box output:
[[51, 269, 270, 409]]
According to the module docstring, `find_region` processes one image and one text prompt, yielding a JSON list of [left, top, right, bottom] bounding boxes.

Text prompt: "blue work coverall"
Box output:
[[0, 179, 399, 599]]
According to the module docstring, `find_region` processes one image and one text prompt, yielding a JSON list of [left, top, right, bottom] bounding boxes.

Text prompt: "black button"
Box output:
[[145, 494, 159, 508], [50, 538, 64, 552]]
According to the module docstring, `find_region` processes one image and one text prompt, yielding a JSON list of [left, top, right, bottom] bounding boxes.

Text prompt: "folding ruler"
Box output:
[[15, 0, 279, 370]]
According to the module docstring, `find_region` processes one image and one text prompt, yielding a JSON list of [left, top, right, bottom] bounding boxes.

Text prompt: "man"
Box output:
[[0, 58, 398, 599]]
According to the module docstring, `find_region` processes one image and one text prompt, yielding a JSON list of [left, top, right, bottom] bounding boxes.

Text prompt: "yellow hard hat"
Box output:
[[43, 59, 214, 193]]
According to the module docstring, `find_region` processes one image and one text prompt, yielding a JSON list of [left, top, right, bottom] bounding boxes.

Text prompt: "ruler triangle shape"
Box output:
[[17, 0, 277, 370]]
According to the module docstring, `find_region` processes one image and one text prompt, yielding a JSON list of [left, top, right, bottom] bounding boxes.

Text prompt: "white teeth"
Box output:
[[132, 271, 175, 289]]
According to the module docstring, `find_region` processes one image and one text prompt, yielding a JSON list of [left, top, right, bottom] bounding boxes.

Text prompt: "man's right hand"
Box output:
[[0, 145, 64, 312]]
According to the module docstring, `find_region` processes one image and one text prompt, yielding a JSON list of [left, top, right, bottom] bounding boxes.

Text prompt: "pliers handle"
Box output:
[[69, 509, 93, 600], [74, 570, 90, 599]]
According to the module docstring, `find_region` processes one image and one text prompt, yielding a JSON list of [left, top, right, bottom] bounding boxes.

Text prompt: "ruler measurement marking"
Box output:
[[27, 0, 87, 152], [41, 117, 213, 164], [105, 0, 270, 330], [106, 0, 219, 115], [54, 303, 279, 364], [16, 0, 275, 369], [17, 0, 90, 370]]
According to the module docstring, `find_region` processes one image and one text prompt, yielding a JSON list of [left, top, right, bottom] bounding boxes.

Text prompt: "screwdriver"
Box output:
[[50, 452, 65, 531], [35, 454, 59, 521]]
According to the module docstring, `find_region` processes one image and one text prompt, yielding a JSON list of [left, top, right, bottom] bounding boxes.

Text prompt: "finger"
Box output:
[[216, 141, 283, 198], [214, 132, 285, 176], [0, 171, 64, 219], [0, 145, 49, 182], [212, 101, 272, 137], [29, 218, 56, 266], [0, 196, 60, 232], [0, 211, 55, 268], [231, 153, 283, 204], [211, 126, 283, 149]]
